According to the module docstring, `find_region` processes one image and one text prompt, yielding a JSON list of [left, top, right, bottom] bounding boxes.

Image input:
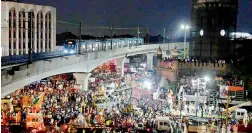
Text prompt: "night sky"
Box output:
[[24, 0, 252, 37]]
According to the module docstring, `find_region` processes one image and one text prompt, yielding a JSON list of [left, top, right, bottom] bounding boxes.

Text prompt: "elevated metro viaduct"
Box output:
[[1, 42, 189, 97]]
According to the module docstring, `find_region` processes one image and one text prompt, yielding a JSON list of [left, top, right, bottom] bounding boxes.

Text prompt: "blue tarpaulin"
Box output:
[[147, 69, 155, 73]]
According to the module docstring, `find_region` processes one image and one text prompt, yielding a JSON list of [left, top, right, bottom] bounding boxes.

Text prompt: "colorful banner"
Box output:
[[21, 96, 32, 108], [1, 99, 11, 111], [228, 86, 244, 91], [32, 91, 46, 112], [219, 85, 244, 98]]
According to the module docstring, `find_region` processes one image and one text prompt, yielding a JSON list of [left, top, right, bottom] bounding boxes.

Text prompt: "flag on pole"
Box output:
[[33, 91, 46, 111], [33, 92, 45, 105]]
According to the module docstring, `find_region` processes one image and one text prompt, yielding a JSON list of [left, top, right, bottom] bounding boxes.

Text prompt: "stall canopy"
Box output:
[[219, 85, 244, 98], [228, 86, 244, 91], [183, 95, 207, 102], [220, 85, 244, 92]]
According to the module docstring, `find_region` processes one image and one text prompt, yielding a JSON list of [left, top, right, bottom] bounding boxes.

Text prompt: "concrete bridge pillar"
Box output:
[[116, 57, 126, 78], [146, 53, 155, 70], [73, 72, 91, 91]]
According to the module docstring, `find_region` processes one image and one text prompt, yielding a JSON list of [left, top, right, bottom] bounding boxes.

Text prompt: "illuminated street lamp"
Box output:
[[220, 29, 225, 36], [204, 76, 210, 82], [181, 24, 190, 59], [200, 29, 204, 36]]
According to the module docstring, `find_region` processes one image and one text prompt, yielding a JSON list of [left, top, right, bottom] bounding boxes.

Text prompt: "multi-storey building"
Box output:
[[190, 0, 238, 59], [1, 0, 56, 56]]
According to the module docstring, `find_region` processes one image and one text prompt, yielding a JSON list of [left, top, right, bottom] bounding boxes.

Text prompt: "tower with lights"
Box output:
[[190, 0, 238, 60]]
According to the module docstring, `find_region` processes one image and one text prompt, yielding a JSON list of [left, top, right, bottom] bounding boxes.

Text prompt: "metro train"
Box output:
[[57, 37, 144, 54]]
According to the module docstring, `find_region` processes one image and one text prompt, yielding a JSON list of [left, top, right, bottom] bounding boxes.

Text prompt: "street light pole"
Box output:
[[180, 88, 184, 119], [196, 78, 199, 117], [110, 26, 113, 50], [147, 28, 150, 44], [225, 95, 230, 133], [77, 22, 81, 55], [137, 27, 140, 46], [163, 28, 166, 44], [181, 24, 189, 59], [183, 29, 187, 59]]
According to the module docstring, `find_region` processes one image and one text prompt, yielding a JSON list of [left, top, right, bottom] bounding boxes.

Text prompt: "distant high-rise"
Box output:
[[190, 0, 238, 60]]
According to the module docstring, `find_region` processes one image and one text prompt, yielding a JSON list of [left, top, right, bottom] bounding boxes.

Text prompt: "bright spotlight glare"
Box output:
[[181, 25, 185, 29], [144, 81, 152, 89], [64, 49, 68, 53], [70, 50, 75, 54], [204, 76, 210, 82]]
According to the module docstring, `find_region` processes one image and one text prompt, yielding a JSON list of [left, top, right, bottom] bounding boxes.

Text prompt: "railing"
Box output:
[[1, 42, 188, 67], [1, 51, 76, 66], [1, 44, 164, 87]]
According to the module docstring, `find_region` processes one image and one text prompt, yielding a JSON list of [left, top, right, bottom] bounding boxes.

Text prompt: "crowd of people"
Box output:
[[2, 60, 251, 133], [1, 62, 177, 133]]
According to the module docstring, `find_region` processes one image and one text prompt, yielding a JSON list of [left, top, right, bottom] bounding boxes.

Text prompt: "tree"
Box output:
[[230, 39, 252, 98]]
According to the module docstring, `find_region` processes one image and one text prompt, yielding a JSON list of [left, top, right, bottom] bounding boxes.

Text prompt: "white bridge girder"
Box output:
[[1, 43, 187, 97]]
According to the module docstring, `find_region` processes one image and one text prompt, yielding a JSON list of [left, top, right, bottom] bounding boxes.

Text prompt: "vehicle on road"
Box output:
[[155, 117, 171, 133], [235, 108, 248, 120]]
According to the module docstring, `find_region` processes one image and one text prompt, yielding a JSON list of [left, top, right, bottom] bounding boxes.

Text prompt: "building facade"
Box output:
[[190, 0, 238, 59], [1, 1, 56, 56]]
